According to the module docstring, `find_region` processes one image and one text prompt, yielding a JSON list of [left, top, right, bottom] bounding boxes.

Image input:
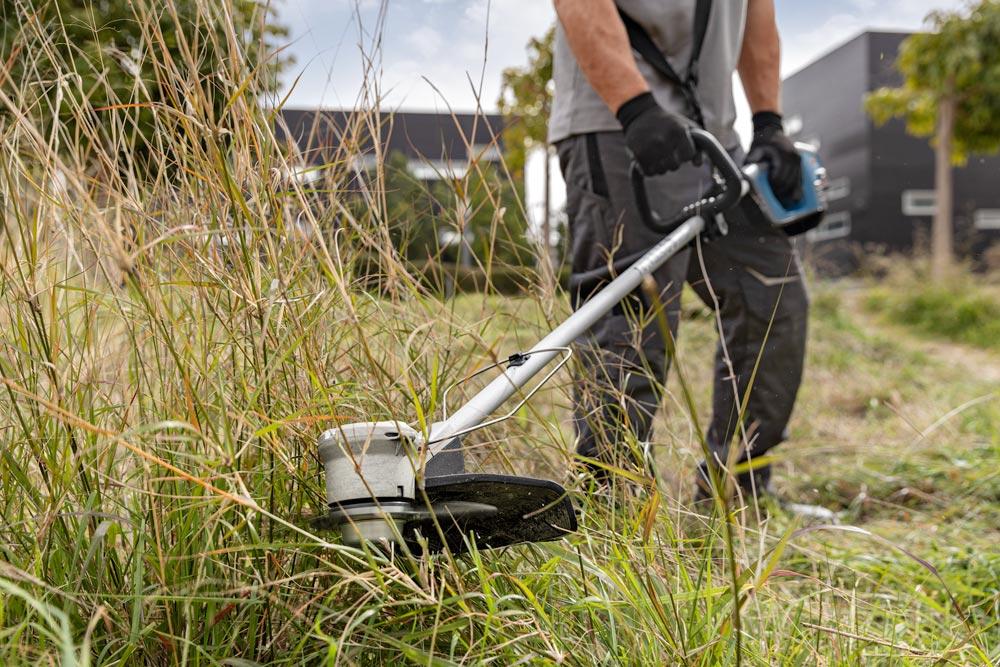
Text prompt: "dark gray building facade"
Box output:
[[275, 108, 506, 182], [783, 31, 1000, 273]]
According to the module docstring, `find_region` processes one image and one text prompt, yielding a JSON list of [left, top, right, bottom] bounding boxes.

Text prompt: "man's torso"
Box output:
[[548, 0, 748, 148]]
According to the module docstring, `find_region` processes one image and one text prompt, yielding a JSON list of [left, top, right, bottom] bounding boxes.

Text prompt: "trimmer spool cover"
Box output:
[[317, 422, 576, 554]]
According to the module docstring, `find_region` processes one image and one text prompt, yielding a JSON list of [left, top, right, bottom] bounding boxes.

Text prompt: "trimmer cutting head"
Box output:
[[318, 422, 576, 554]]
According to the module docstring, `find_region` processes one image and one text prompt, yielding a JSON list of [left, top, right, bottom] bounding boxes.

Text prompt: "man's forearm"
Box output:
[[738, 0, 781, 114], [554, 0, 648, 113]]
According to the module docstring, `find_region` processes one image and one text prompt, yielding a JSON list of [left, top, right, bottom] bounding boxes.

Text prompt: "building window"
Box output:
[[351, 154, 380, 173], [973, 209, 1000, 230], [807, 211, 851, 243], [902, 189, 937, 216], [408, 160, 469, 180], [470, 144, 502, 161], [825, 177, 850, 202]]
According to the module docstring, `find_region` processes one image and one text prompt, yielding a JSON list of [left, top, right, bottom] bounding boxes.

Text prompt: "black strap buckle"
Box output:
[[506, 353, 529, 368]]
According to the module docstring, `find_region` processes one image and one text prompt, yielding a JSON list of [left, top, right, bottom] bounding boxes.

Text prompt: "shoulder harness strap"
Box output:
[[618, 0, 714, 128]]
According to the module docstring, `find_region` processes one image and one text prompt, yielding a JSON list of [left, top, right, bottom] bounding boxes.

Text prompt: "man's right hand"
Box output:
[[617, 92, 697, 176]]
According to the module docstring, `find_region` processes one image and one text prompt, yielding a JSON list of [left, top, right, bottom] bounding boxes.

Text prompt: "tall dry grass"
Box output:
[[0, 1, 996, 665]]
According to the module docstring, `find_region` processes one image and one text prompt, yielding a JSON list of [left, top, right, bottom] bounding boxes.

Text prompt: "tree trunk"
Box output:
[[932, 93, 955, 280], [541, 144, 555, 289], [460, 194, 473, 269], [542, 145, 552, 261]]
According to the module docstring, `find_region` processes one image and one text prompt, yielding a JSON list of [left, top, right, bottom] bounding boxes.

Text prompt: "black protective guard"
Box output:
[[405, 474, 577, 554]]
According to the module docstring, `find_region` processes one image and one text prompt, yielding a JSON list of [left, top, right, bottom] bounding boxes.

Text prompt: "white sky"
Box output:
[[277, 0, 965, 114]]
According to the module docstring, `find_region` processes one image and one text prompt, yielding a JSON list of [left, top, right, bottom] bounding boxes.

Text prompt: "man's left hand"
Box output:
[[746, 111, 802, 204]]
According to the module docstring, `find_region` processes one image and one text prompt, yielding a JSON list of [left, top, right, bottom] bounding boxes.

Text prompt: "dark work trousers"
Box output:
[[557, 131, 809, 493]]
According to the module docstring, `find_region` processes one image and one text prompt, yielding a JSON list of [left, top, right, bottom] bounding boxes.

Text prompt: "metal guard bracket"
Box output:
[[433, 347, 573, 444]]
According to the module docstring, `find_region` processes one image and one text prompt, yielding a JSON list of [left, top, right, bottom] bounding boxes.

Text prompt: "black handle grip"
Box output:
[[630, 128, 744, 235]]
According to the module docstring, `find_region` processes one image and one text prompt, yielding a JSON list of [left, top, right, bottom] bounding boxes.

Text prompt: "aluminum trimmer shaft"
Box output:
[[426, 215, 706, 450]]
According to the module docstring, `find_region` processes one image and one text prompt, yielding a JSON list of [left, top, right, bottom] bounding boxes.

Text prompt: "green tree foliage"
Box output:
[[865, 1, 1000, 161], [383, 151, 441, 260], [865, 1, 1000, 276], [382, 150, 530, 268], [439, 161, 531, 268], [497, 27, 554, 182], [0, 0, 289, 168]]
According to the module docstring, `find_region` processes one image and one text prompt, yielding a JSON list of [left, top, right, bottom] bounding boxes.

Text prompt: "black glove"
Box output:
[[617, 92, 697, 176], [746, 111, 803, 204]]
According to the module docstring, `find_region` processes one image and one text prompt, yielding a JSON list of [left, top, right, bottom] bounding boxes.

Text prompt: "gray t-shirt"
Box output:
[[548, 0, 748, 149]]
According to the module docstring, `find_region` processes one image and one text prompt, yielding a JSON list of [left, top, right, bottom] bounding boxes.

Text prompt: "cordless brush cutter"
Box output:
[[317, 129, 827, 555]]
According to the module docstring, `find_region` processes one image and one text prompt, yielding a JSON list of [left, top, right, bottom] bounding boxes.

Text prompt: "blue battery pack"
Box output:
[[744, 143, 828, 236]]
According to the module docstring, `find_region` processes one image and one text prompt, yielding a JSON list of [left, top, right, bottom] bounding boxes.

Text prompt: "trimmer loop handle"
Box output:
[[629, 128, 744, 235]]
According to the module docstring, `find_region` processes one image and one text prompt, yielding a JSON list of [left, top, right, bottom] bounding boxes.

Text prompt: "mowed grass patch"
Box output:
[[864, 271, 1000, 350], [785, 285, 999, 512]]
